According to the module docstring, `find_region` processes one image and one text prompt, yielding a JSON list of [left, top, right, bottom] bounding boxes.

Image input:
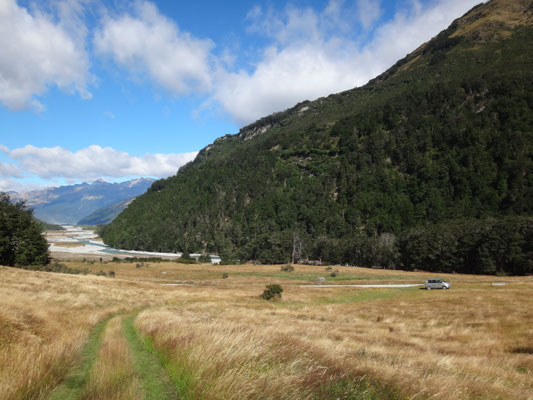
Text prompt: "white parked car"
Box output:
[[425, 279, 451, 290]]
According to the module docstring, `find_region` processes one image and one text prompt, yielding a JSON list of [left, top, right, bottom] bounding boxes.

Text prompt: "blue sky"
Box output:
[[0, 0, 482, 192]]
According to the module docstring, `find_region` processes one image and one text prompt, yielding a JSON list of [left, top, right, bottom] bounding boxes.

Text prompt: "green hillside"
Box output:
[[103, 0, 533, 271]]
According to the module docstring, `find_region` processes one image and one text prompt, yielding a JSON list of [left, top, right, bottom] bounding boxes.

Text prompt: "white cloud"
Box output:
[[94, 1, 214, 95], [356, 0, 382, 30], [3, 145, 197, 181], [0, 0, 484, 127], [213, 43, 360, 124], [0, 0, 91, 111], [213, 0, 481, 124], [0, 179, 49, 193], [0, 161, 23, 178]]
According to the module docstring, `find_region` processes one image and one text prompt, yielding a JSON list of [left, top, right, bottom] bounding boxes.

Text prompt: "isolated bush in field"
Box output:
[[281, 264, 294, 272], [330, 269, 340, 277], [108, 270, 115, 278], [325, 266, 333, 272], [96, 270, 107, 277], [222, 273, 229, 279], [261, 284, 283, 301]]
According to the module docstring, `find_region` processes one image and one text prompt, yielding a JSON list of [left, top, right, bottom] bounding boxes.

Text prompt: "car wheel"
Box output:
[[426, 286, 431, 290]]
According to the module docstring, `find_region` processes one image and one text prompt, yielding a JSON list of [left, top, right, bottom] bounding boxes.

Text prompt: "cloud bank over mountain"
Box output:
[[1, 0, 481, 122], [0, 145, 197, 192]]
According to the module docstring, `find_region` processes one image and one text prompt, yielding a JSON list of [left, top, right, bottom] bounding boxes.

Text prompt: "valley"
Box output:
[[47, 226, 221, 263], [1, 1, 532, 399]]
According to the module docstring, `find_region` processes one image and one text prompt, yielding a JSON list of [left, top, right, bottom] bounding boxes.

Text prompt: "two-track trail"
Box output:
[[48, 312, 178, 400]]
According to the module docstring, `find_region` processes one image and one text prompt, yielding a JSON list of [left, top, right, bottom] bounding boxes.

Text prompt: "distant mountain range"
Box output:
[[77, 197, 136, 225], [9, 178, 155, 224]]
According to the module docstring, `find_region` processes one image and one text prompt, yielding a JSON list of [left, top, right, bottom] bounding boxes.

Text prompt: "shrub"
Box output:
[[222, 273, 229, 279], [198, 254, 212, 263], [281, 264, 294, 272], [123, 257, 162, 263], [177, 257, 197, 264], [108, 270, 115, 278], [22, 262, 89, 275], [261, 284, 283, 301], [220, 258, 241, 265]]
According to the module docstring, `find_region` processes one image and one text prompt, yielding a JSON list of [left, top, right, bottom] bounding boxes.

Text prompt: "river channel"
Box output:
[[46, 225, 221, 263]]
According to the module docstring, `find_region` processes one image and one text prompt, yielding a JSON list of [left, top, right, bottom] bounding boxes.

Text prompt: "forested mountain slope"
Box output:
[[103, 0, 533, 269]]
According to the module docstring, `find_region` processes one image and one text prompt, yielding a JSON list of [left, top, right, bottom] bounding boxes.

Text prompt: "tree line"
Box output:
[[0, 193, 49, 267]]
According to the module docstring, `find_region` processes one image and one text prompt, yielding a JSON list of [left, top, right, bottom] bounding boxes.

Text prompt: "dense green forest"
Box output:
[[103, 0, 533, 274], [0, 193, 50, 267]]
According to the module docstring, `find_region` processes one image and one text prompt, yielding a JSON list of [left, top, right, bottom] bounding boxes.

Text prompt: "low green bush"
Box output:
[[22, 262, 89, 275], [261, 284, 283, 301]]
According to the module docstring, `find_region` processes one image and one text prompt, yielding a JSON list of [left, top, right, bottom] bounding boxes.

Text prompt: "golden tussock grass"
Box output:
[[134, 277, 533, 399], [1, 264, 532, 399], [81, 316, 143, 400], [0, 266, 185, 400]]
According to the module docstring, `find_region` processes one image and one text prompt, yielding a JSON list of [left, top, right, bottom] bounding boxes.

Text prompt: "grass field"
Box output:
[[1, 261, 532, 399]]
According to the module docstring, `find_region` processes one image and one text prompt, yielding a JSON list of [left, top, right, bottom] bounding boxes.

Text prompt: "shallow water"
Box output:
[[47, 225, 221, 263]]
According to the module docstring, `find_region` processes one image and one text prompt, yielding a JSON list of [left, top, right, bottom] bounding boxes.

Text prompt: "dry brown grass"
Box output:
[[81, 316, 143, 400], [1, 263, 532, 399], [453, 0, 533, 39], [0, 266, 189, 400], [134, 282, 533, 399]]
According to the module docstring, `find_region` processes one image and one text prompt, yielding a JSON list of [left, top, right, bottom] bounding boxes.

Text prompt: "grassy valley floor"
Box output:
[[0, 262, 532, 399]]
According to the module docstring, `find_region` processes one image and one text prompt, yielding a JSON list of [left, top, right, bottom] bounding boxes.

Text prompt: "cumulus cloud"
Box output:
[[94, 1, 214, 95], [0, 179, 49, 193], [0, 0, 484, 126], [213, 43, 360, 124], [356, 0, 382, 30], [3, 145, 197, 181], [0, 161, 23, 178], [213, 0, 481, 124], [0, 0, 91, 111]]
